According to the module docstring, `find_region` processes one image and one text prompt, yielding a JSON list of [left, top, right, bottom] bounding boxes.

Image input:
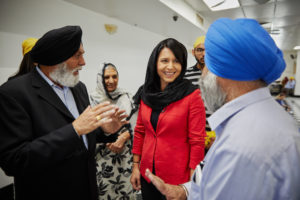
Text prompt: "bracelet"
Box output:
[[179, 184, 188, 199], [133, 161, 140, 164]]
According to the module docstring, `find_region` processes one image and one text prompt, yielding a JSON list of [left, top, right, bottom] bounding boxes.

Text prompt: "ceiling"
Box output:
[[64, 0, 300, 51]]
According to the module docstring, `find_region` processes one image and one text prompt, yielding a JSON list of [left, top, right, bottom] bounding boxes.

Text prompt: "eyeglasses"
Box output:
[[195, 48, 205, 53]]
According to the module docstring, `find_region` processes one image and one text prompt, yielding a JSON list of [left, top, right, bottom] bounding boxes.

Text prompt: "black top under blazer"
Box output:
[[0, 69, 115, 200]]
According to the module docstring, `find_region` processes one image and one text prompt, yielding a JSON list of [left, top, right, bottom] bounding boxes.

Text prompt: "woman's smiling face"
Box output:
[[104, 66, 118, 92], [156, 47, 182, 91]]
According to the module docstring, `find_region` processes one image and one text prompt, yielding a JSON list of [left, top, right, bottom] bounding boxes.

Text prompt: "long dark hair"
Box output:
[[144, 38, 188, 93], [9, 53, 36, 80]]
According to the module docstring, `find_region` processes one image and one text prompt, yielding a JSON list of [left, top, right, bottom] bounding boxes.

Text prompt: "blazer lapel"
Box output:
[[143, 103, 157, 136], [31, 69, 74, 120], [71, 84, 94, 150], [70, 86, 86, 114]]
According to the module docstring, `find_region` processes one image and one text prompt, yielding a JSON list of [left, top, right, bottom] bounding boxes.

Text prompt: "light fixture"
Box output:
[[104, 24, 117, 35], [203, 0, 240, 11], [294, 46, 300, 50]]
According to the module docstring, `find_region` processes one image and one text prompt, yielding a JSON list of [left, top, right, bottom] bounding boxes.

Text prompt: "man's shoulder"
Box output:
[[186, 65, 200, 72], [186, 66, 194, 70], [225, 100, 298, 156], [0, 73, 32, 92], [185, 65, 201, 79], [72, 81, 89, 99], [73, 81, 87, 91]]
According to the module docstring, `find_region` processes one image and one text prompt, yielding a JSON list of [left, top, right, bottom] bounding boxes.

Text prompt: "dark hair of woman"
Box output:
[[140, 38, 197, 110], [145, 38, 187, 92], [8, 53, 36, 80]]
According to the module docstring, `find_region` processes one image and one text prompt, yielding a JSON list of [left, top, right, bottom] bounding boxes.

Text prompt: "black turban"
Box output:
[[30, 25, 82, 66]]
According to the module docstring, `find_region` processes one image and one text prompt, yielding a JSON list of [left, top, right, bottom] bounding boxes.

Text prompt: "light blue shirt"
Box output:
[[186, 87, 300, 200], [36, 67, 88, 148], [285, 80, 296, 89]]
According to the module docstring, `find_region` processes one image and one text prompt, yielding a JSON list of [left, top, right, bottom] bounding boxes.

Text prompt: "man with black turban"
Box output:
[[0, 26, 128, 200], [141, 18, 300, 200]]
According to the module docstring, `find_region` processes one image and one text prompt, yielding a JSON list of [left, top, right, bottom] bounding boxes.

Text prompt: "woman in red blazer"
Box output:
[[130, 38, 206, 200]]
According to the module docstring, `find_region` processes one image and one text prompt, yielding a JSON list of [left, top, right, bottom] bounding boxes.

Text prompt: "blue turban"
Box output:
[[205, 18, 285, 84]]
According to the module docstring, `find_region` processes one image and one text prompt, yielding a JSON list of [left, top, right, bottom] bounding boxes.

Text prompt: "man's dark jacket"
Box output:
[[0, 69, 115, 200]]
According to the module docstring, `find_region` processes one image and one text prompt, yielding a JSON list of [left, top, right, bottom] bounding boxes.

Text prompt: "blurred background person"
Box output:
[[284, 76, 296, 96], [130, 38, 206, 200], [184, 35, 215, 154], [275, 92, 291, 112], [281, 76, 289, 89], [90, 63, 137, 200], [184, 36, 205, 85], [8, 37, 38, 80]]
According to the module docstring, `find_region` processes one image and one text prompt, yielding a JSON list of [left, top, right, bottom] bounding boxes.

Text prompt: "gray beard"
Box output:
[[49, 63, 80, 87], [199, 71, 227, 112]]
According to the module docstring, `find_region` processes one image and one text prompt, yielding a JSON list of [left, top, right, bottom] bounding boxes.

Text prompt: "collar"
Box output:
[[208, 87, 272, 135]]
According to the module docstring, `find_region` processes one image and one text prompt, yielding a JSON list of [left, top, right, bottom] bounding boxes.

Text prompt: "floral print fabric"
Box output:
[[96, 140, 135, 200]]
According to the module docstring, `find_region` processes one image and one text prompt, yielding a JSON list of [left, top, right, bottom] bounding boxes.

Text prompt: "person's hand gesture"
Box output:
[[106, 132, 128, 153], [72, 102, 118, 135], [130, 163, 141, 191], [101, 108, 129, 134], [145, 169, 187, 200]]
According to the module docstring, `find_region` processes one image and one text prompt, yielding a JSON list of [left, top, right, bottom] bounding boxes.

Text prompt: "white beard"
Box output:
[[199, 71, 227, 112], [49, 63, 81, 87]]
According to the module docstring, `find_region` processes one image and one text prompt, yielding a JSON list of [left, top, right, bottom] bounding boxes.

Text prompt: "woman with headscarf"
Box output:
[[90, 63, 137, 200], [130, 38, 206, 200]]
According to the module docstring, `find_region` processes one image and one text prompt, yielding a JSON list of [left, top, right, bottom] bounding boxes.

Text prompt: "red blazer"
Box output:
[[132, 89, 206, 185]]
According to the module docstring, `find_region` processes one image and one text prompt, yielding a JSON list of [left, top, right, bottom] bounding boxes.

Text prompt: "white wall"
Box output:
[[0, 0, 197, 187]]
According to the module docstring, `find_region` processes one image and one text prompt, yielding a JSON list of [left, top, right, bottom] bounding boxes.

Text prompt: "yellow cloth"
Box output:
[[22, 38, 38, 56], [290, 76, 295, 80], [205, 131, 216, 148], [193, 36, 205, 48]]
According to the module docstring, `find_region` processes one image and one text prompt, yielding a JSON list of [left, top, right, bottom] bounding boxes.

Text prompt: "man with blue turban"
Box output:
[[142, 18, 300, 200]]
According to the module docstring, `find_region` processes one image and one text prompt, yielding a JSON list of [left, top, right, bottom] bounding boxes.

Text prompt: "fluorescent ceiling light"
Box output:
[[203, 0, 240, 11], [294, 46, 300, 50]]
